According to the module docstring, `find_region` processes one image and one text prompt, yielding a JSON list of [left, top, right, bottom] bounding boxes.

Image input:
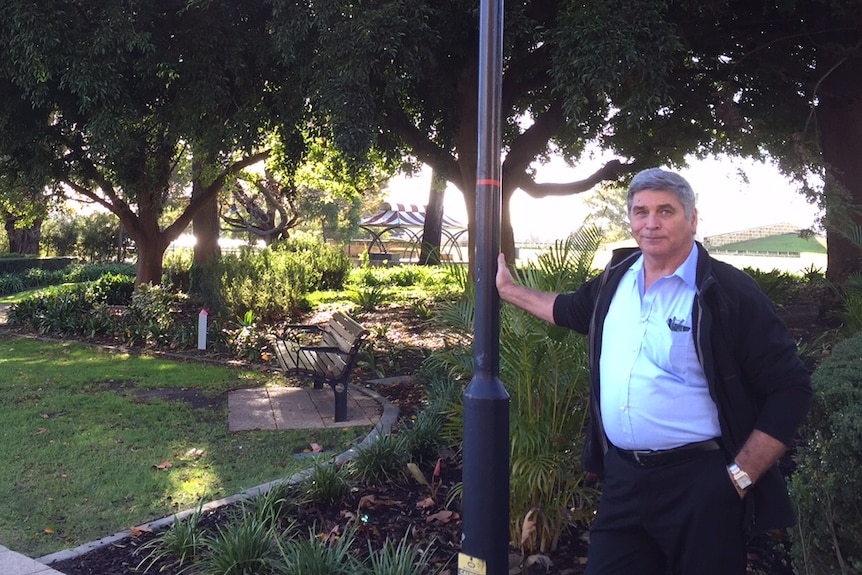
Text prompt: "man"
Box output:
[[496, 168, 812, 575]]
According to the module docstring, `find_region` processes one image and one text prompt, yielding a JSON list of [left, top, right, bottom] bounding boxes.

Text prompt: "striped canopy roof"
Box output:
[[361, 203, 465, 228]]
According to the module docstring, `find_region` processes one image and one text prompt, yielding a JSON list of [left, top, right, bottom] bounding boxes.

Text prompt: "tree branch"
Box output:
[[514, 159, 637, 198], [388, 109, 463, 188]]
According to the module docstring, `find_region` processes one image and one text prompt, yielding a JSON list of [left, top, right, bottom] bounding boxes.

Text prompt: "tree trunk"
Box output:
[[192, 180, 221, 266], [3, 213, 42, 254], [816, 46, 862, 285], [419, 169, 446, 265], [135, 238, 171, 286]]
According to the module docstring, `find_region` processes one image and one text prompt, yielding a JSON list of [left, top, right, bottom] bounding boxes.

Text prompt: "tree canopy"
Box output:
[[0, 0, 308, 283], [268, 0, 861, 279], [2, 0, 860, 282]]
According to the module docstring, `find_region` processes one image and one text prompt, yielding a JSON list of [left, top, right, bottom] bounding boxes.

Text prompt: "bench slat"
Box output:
[[271, 313, 368, 385]]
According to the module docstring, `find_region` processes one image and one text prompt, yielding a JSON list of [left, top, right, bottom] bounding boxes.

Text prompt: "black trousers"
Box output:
[[584, 445, 746, 575]]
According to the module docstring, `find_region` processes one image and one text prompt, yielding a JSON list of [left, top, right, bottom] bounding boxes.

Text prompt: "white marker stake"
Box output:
[[198, 309, 208, 350]]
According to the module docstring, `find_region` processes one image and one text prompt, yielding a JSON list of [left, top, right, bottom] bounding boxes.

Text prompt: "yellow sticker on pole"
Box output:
[[458, 553, 487, 575]]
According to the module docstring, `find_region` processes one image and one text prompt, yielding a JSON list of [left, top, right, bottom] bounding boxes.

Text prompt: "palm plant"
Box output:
[[431, 226, 604, 553]]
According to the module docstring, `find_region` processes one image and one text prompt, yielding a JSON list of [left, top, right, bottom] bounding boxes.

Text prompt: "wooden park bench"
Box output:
[[270, 311, 369, 422]]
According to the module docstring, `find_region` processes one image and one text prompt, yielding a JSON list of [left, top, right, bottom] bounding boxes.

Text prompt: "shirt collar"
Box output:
[[630, 242, 699, 291]]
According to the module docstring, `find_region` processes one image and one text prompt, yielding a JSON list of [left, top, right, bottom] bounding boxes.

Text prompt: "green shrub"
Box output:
[[298, 457, 351, 506], [196, 518, 284, 575], [742, 267, 800, 302], [790, 332, 862, 574], [429, 227, 602, 553], [282, 235, 351, 291], [365, 529, 440, 575], [279, 526, 360, 575], [401, 408, 445, 468], [838, 272, 862, 335], [0, 262, 135, 297], [350, 285, 388, 312], [224, 310, 271, 362], [122, 284, 186, 345], [136, 505, 206, 572], [65, 262, 136, 282], [0, 273, 25, 295], [164, 248, 194, 292], [89, 272, 135, 305], [348, 434, 408, 485], [9, 283, 94, 334]]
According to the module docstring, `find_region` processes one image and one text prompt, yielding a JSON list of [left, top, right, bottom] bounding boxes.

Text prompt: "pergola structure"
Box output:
[[359, 203, 467, 262]]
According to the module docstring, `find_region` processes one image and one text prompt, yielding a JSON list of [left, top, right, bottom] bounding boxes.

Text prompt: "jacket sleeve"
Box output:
[[727, 277, 813, 446], [552, 278, 599, 334]]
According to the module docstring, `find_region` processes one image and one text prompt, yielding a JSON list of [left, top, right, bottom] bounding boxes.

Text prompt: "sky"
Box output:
[[384, 155, 822, 243]]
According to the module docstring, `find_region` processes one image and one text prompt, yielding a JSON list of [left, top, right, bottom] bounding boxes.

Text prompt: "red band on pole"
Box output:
[[476, 179, 501, 186]]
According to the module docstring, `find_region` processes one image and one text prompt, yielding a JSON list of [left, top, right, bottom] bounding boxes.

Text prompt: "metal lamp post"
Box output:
[[459, 0, 510, 573]]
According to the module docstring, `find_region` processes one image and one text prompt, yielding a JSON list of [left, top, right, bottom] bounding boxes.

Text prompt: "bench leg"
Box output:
[[331, 382, 348, 422], [312, 378, 324, 390]]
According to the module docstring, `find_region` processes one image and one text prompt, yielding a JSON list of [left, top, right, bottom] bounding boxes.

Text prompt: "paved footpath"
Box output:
[[0, 546, 64, 575]]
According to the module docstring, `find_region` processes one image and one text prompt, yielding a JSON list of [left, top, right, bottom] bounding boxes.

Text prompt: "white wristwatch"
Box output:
[[728, 462, 753, 491]]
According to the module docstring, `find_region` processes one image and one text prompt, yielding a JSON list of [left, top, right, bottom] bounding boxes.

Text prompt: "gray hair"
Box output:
[[626, 168, 697, 219]]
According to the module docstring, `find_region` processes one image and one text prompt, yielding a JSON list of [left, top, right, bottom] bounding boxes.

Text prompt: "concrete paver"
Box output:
[[0, 546, 64, 575], [228, 384, 383, 431]]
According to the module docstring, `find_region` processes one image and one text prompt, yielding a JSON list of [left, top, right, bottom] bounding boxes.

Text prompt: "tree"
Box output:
[[665, 0, 862, 283], [0, 170, 60, 255], [269, 0, 861, 281], [419, 169, 447, 265], [269, 0, 747, 266], [582, 184, 631, 243], [0, 0, 307, 284], [222, 168, 299, 245]]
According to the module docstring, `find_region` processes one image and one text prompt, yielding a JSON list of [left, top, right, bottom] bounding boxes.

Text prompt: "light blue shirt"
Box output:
[[599, 243, 721, 451]]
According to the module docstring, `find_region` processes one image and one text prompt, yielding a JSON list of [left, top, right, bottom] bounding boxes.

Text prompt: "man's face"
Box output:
[[629, 189, 697, 264]]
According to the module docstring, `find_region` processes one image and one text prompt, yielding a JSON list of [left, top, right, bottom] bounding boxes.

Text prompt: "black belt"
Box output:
[[615, 439, 721, 468]]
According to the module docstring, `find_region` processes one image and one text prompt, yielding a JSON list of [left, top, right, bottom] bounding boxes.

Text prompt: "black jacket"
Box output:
[[552, 242, 813, 532]]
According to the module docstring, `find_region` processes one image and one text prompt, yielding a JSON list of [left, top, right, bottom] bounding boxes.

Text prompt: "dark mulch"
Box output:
[[31, 286, 844, 575]]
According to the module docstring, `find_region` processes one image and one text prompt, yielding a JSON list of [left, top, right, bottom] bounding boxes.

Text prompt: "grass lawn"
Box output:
[[0, 336, 370, 557], [716, 233, 827, 254]]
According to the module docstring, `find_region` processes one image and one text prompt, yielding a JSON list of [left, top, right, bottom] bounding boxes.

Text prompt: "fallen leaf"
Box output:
[[35, 427, 48, 435], [129, 525, 152, 537], [184, 448, 204, 458], [407, 462, 429, 486], [43, 528, 54, 535], [310, 442, 322, 453], [357, 494, 400, 510], [153, 460, 172, 470], [426, 510, 458, 524], [316, 523, 340, 543], [416, 496, 436, 509]]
